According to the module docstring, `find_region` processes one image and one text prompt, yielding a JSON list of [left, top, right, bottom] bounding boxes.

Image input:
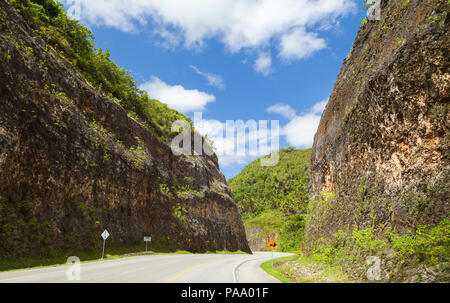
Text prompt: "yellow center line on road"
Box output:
[[163, 259, 220, 283]]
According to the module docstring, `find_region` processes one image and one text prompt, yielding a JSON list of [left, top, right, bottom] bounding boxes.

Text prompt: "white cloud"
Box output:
[[190, 65, 225, 90], [267, 99, 329, 148], [194, 99, 330, 166], [254, 52, 272, 76], [311, 99, 329, 114], [195, 118, 226, 143], [153, 28, 182, 50], [194, 116, 277, 168], [266, 104, 297, 120], [193, 100, 329, 167], [65, 0, 356, 69], [279, 28, 327, 61], [140, 77, 215, 113], [281, 113, 322, 147]]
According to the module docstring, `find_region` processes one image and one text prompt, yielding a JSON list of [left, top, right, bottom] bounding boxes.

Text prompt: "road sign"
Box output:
[[101, 230, 110, 240], [101, 230, 109, 259], [144, 236, 151, 251], [267, 240, 277, 270], [267, 240, 277, 250]]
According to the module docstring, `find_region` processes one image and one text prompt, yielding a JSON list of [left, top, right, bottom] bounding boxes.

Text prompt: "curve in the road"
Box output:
[[0, 252, 293, 283]]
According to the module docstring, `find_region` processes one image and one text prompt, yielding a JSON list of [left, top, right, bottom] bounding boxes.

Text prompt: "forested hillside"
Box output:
[[228, 148, 311, 252]]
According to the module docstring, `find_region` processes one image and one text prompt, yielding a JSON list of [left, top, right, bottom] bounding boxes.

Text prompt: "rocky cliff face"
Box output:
[[0, 0, 250, 258], [308, 0, 449, 240], [246, 227, 278, 252]]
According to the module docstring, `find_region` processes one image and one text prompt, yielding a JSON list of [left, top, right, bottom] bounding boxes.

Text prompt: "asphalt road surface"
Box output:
[[0, 252, 293, 283]]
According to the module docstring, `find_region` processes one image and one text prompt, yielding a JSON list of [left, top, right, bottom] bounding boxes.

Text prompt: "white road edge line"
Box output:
[[233, 255, 267, 284], [0, 276, 23, 282]]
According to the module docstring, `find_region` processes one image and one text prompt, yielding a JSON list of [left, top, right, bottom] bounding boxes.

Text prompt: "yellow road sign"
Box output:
[[267, 240, 277, 250]]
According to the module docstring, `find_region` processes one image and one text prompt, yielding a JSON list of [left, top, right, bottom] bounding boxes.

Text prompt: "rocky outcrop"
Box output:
[[0, 0, 250, 258], [246, 227, 278, 252], [308, 0, 449, 240]]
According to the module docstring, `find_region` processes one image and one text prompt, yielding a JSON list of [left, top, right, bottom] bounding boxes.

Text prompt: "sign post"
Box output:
[[267, 240, 277, 270], [144, 236, 151, 251], [101, 229, 110, 259]]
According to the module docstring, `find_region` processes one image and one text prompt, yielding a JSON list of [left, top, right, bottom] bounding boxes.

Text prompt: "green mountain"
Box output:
[[228, 148, 311, 252]]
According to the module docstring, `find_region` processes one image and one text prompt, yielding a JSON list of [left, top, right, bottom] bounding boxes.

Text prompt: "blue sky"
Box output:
[[61, 0, 367, 179]]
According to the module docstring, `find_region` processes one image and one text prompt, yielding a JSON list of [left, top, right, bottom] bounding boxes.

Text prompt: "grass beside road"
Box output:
[[261, 253, 352, 283], [0, 248, 248, 272], [260, 256, 296, 283]]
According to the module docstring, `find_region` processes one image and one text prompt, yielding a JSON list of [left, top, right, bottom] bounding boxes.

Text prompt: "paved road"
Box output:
[[0, 252, 293, 283]]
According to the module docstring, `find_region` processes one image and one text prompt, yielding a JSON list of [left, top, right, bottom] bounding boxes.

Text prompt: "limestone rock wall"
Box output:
[[0, 0, 250, 258], [307, 0, 449, 240]]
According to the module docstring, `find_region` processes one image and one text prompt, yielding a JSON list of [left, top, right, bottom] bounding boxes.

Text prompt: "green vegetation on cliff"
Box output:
[[228, 148, 311, 252], [305, 192, 449, 282], [9, 0, 189, 141], [229, 148, 310, 216]]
